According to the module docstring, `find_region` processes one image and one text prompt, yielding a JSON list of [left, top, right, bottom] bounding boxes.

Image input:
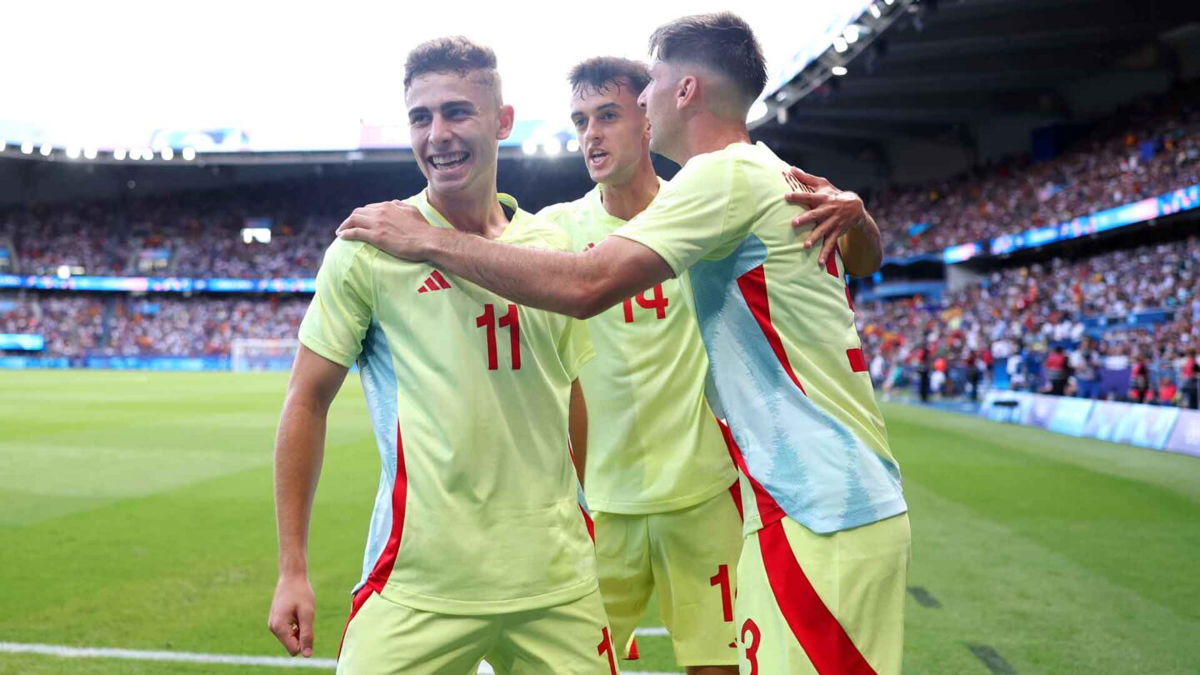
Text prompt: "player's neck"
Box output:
[[599, 158, 659, 221], [674, 117, 751, 165], [428, 184, 509, 239]]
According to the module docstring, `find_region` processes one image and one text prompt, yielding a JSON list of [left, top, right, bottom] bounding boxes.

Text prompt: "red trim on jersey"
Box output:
[[845, 285, 855, 311], [717, 419, 785, 527], [365, 422, 409, 591], [338, 584, 375, 659], [824, 249, 840, 278], [736, 265, 807, 395], [728, 480, 745, 521], [758, 520, 877, 675], [846, 348, 868, 373], [430, 270, 451, 289], [579, 504, 595, 542]]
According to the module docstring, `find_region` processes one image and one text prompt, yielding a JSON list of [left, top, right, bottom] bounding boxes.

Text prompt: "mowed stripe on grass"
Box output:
[[2, 371, 1199, 674]]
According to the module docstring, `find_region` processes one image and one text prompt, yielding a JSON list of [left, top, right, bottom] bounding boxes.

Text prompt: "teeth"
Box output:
[[431, 152, 468, 168]]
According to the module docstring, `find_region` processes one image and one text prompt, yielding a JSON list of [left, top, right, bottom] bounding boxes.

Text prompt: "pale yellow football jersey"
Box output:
[[539, 184, 737, 514], [299, 191, 598, 615], [612, 142, 906, 535]]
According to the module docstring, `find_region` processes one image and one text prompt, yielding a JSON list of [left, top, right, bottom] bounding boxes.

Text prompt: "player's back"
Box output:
[[613, 142, 906, 536]]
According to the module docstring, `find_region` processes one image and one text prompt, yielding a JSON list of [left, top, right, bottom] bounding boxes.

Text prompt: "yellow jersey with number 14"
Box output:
[[539, 185, 737, 515], [299, 190, 597, 615]]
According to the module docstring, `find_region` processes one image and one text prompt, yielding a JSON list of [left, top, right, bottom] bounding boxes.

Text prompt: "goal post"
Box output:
[[230, 338, 300, 372]]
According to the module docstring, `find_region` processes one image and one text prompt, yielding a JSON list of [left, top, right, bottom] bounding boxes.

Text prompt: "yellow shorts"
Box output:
[[592, 483, 744, 667], [338, 586, 618, 674], [735, 513, 911, 675]]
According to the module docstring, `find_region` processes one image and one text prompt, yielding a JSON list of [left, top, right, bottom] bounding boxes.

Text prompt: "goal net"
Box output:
[[230, 338, 300, 372]]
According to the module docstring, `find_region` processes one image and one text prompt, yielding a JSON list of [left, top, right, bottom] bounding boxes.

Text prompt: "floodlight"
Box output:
[[113, 148, 127, 160], [832, 66, 849, 77], [566, 138, 580, 153], [521, 139, 538, 155], [543, 138, 562, 156], [833, 37, 849, 53], [39, 144, 53, 156], [83, 147, 98, 160], [182, 147, 197, 161], [161, 147, 175, 160], [21, 141, 34, 154]]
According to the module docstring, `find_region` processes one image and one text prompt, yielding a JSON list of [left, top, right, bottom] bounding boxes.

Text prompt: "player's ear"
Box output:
[[497, 104, 515, 141], [676, 75, 698, 111]]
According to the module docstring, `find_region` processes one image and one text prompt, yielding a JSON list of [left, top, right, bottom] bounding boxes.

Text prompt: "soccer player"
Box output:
[[524, 57, 883, 674], [338, 13, 910, 675], [267, 37, 617, 674]]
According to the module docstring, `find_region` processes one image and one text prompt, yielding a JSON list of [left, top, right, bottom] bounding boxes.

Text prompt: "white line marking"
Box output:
[[0, 641, 680, 674], [0, 642, 337, 669], [634, 626, 671, 637]]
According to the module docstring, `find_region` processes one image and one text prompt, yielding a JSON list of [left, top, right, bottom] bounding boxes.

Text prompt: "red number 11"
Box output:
[[476, 303, 521, 370]]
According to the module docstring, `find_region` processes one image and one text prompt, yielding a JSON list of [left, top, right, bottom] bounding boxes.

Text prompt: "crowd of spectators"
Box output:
[[859, 236, 1200, 407], [0, 293, 307, 358], [873, 85, 1200, 257]]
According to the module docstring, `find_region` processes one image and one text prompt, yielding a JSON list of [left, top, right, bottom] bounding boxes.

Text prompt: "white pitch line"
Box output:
[[0, 641, 680, 674], [634, 626, 671, 637]]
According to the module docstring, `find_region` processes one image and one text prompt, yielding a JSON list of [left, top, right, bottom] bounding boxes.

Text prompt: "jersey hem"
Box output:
[[376, 576, 598, 616], [744, 498, 909, 536], [587, 473, 737, 516]]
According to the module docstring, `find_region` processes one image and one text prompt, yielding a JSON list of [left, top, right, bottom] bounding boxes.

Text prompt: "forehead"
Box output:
[[570, 80, 642, 113], [405, 71, 496, 110]]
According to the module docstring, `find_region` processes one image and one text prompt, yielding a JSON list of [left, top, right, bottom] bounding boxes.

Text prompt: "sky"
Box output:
[[1, 0, 871, 151]]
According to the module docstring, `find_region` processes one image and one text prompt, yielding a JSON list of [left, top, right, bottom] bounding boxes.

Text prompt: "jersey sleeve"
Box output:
[[298, 239, 375, 367], [610, 153, 746, 275], [557, 318, 595, 381]]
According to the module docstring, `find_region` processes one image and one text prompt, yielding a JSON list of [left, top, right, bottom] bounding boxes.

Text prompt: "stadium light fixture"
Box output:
[[21, 141, 34, 154], [181, 147, 197, 161], [521, 139, 538, 156], [566, 138, 580, 153], [161, 147, 175, 160], [140, 148, 154, 160], [83, 147, 98, 160], [843, 24, 862, 44], [39, 144, 53, 156], [832, 37, 849, 53], [65, 146, 81, 160], [543, 138, 562, 156], [869, 3, 882, 18], [113, 148, 127, 160], [832, 65, 849, 77], [884, 0, 895, 4]]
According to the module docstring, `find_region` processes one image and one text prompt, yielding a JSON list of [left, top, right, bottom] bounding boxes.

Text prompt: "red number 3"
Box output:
[[741, 618, 761, 675]]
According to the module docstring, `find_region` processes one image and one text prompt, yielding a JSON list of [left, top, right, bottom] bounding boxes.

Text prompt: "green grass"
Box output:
[[2, 371, 1199, 673]]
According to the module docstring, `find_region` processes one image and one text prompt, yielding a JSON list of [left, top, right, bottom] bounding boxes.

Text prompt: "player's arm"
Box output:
[[338, 202, 672, 319], [783, 167, 883, 276], [568, 379, 587, 486], [268, 345, 349, 658]]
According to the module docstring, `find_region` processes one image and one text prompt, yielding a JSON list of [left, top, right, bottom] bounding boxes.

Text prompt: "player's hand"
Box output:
[[783, 167, 868, 268], [336, 200, 437, 261], [267, 574, 316, 657]]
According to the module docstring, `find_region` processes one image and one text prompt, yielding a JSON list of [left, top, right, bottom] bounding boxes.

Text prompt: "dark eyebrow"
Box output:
[[441, 100, 476, 111], [571, 102, 622, 119]]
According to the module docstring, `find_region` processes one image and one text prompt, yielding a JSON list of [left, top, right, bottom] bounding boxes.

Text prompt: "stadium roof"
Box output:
[[753, 0, 1200, 188]]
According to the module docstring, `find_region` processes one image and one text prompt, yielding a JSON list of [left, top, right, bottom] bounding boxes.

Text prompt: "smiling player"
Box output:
[[267, 37, 616, 674]]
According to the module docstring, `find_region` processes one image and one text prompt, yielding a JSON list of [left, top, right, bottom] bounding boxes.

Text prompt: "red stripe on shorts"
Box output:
[[338, 584, 375, 659], [758, 519, 876, 675]]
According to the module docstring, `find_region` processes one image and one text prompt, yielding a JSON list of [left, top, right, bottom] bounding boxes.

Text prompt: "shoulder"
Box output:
[[511, 209, 573, 252]]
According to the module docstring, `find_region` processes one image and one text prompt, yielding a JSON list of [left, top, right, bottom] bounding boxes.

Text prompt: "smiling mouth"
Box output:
[[587, 150, 609, 166], [430, 152, 470, 170]]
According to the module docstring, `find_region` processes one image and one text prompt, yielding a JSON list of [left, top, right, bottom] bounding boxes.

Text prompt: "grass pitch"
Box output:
[[1, 370, 1198, 674]]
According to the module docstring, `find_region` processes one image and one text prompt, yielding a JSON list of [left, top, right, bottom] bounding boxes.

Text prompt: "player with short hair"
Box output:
[[267, 36, 616, 674], [530, 55, 883, 674], [337, 14, 911, 675]]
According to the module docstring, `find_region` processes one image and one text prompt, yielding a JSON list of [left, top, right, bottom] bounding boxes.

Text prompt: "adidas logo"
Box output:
[[417, 270, 452, 294]]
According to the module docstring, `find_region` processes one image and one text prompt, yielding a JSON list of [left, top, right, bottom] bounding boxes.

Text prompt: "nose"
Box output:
[[584, 118, 602, 145], [636, 88, 648, 110], [430, 113, 453, 146]]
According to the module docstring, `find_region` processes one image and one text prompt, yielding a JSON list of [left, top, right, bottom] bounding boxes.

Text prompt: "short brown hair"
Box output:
[[648, 12, 767, 106], [403, 36, 500, 95], [568, 56, 651, 98]]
